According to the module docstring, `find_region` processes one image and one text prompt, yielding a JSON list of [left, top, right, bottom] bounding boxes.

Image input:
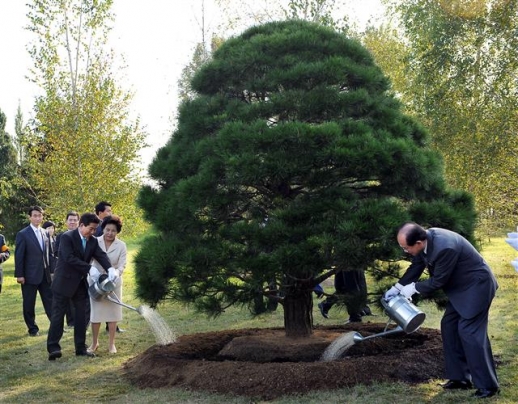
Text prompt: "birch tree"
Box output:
[[25, 0, 146, 231]]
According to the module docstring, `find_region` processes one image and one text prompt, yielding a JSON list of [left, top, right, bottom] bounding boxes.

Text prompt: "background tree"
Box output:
[[137, 20, 476, 337], [381, 0, 518, 233], [24, 0, 146, 233], [0, 109, 36, 241]]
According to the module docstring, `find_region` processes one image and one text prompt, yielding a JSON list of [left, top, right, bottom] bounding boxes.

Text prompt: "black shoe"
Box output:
[[48, 351, 62, 361], [76, 350, 96, 358], [441, 380, 473, 390], [318, 302, 329, 319], [28, 331, 40, 337], [474, 388, 499, 399]]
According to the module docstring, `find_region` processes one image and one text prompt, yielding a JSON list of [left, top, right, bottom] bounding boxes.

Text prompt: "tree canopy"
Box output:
[[23, 0, 146, 232], [377, 0, 518, 232], [137, 20, 476, 337]]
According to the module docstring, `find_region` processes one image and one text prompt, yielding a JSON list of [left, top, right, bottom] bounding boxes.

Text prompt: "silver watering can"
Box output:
[[88, 274, 143, 314], [352, 295, 426, 343]]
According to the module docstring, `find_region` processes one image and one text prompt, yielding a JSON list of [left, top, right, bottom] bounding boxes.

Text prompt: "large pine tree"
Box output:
[[137, 20, 476, 337]]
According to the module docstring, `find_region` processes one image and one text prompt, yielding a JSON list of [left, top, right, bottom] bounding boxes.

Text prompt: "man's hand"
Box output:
[[89, 266, 100, 282], [400, 282, 418, 300], [16, 277, 25, 285], [384, 283, 402, 301]]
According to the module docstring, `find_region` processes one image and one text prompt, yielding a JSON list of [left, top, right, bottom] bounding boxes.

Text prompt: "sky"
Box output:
[[0, 0, 383, 168]]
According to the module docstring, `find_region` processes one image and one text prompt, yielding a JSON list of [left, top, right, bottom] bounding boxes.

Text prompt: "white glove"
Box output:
[[400, 282, 419, 300], [89, 266, 100, 282], [108, 267, 119, 282], [384, 283, 402, 301]]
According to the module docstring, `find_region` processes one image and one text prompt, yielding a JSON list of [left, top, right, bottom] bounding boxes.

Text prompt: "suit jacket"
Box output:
[[14, 225, 51, 285], [51, 229, 112, 298], [399, 227, 498, 319], [92, 236, 127, 277]]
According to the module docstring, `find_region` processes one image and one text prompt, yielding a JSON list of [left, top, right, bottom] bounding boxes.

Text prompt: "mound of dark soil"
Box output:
[[123, 323, 444, 400]]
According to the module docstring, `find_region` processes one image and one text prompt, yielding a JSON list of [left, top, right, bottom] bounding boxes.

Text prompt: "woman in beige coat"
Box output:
[[88, 215, 127, 354]]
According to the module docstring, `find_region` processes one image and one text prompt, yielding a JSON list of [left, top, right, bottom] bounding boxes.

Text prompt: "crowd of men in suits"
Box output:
[[12, 202, 119, 360]]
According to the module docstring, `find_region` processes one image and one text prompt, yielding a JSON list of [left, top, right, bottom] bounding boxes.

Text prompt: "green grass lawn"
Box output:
[[0, 236, 516, 403]]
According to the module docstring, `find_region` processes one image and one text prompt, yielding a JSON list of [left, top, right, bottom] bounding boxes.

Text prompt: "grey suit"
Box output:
[[399, 228, 499, 389], [14, 225, 53, 335], [47, 229, 112, 354]]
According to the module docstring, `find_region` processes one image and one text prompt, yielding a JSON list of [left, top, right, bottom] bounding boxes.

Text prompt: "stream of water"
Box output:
[[138, 305, 177, 345], [320, 331, 356, 361]]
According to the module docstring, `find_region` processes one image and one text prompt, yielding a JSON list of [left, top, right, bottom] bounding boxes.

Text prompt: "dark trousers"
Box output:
[[21, 279, 53, 334], [47, 284, 89, 354], [65, 297, 90, 327], [441, 301, 499, 389]]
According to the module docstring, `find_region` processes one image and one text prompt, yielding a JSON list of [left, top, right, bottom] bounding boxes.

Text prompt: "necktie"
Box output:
[[82, 237, 87, 251]]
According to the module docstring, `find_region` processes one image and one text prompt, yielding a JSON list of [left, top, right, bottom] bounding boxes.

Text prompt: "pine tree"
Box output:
[[137, 20, 476, 337]]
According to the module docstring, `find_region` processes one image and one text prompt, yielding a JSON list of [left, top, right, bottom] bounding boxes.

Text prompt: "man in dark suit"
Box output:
[[14, 205, 53, 336], [47, 212, 115, 360], [54, 211, 81, 327], [384, 222, 499, 399], [94, 201, 112, 237], [317, 268, 371, 323]]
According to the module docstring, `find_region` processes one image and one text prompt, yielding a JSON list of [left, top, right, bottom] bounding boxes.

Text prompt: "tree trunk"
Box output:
[[283, 289, 313, 338]]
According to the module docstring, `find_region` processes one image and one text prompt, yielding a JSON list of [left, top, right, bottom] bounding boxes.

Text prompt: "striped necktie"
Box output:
[[82, 237, 86, 251]]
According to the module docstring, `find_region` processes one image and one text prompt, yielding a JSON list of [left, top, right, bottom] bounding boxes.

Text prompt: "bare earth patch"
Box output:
[[123, 323, 444, 400]]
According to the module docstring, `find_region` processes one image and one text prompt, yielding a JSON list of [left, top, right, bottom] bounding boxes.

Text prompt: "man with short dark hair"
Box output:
[[15, 206, 53, 336], [47, 213, 115, 360], [94, 201, 112, 237]]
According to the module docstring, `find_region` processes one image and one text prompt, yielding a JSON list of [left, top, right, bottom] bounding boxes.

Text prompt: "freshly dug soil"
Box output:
[[123, 323, 445, 400]]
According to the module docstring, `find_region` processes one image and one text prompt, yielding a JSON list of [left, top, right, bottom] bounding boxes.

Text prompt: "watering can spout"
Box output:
[[352, 332, 364, 343]]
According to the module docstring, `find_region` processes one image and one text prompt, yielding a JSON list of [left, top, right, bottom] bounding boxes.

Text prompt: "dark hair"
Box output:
[[28, 205, 44, 216], [79, 213, 101, 226], [399, 222, 427, 246], [66, 211, 79, 220], [101, 215, 123, 233], [42, 221, 56, 229], [95, 201, 112, 215]]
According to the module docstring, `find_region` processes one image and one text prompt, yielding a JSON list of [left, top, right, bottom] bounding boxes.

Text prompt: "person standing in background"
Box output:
[[94, 201, 112, 237], [317, 268, 371, 323], [0, 232, 11, 294], [14, 206, 53, 337], [55, 211, 80, 328], [42, 221, 57, 279]]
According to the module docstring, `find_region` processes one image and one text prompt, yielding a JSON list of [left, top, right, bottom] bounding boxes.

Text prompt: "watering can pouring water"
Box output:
[[352, 295, 426, 343], [89, 274, 143, 314]]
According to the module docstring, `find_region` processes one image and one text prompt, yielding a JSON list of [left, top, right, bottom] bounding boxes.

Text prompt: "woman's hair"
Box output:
[[42, 220, 56, 229], [101, 215, 122, 233]]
